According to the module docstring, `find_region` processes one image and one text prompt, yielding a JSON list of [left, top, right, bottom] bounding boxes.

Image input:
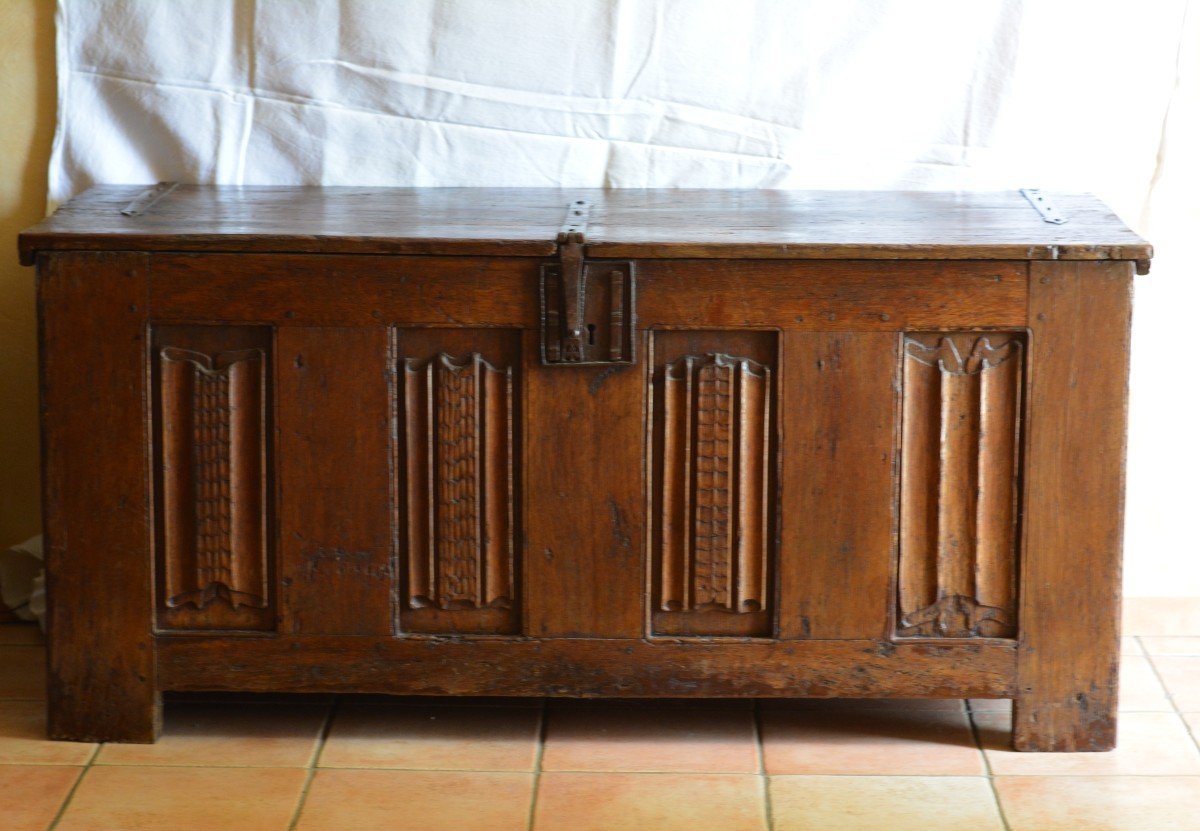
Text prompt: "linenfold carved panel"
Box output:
[[154, 326, 273, 631], [398, 329, 520, 635], [651, 331, 776, 637], [898, 332, 1024, 639]]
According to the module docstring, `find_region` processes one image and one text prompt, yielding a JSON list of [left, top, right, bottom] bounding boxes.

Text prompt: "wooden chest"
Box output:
[[20, 186, 1148, 750]]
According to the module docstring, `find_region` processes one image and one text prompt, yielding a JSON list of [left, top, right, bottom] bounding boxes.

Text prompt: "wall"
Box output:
[[0, 0, 55, 551]]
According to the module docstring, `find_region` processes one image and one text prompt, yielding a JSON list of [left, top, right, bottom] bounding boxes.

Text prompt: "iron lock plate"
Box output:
[[539, 200, 636, 366]]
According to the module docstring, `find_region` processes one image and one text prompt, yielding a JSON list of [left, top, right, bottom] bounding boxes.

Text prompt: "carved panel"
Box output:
[[153, 326, 273, 631], [898, 332, 1024, 638], [651, 331, 776, 637], [398, 329, 520, 635]]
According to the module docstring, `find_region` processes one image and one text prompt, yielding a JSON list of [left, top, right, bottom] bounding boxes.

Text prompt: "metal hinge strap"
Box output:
[[559, 199, 590, 240], [1020, 188, 1068, 225], [555, 200, 590, 361], [121, 181, 179, 217]]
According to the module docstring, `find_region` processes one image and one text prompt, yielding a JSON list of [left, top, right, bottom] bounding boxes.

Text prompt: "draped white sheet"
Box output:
[[46, 0, 1200, 594]]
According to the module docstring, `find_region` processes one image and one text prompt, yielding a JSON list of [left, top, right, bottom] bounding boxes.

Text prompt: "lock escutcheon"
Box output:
[[539, 201, 635, 366]]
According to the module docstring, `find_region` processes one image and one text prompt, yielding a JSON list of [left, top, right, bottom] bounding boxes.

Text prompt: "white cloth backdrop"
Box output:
[[48, 0, 1200, 595]]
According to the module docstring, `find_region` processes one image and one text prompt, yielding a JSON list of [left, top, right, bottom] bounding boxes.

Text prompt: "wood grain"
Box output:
[[20, 186, 1150, 266], [149, 256, 1029, 332], [157, 635, 1018, 699], [635, 260, 1027, 330], [149, 254, 537, 327], [897, 333, 1024, 639], [397, 329, 522, 636], [1013, 261, 1132, 751], [276, 327, 394, 636], [152, 325, 274, 632], [650, 331, 776, 637], [524, 331, 645, 638], [779, 332, 898, 640], [40, 252, 160, 742]]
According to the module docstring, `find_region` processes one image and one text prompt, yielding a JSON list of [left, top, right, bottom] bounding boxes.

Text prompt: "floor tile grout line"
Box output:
[[285, 761, 318, 829], [753, 700, 774, 831], [46, 740, 102, 830], [1138, 637, 1200, 657], [965, 699, 1013, 831], [0, 760, 326, 769], [1139, 635, 1200, 757], [43, 763, 1184, 777], [525, 698, 548, 831], [312, 697, 341, 768], [286, 695, 338, 831], [302, 766, 1075, 776]]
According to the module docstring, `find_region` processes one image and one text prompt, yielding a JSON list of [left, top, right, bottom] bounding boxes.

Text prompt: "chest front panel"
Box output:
[[144, 253, 1029, 645]]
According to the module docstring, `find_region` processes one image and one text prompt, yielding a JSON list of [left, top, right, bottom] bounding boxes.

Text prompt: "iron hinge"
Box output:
[[1020, 188, 1068, 225]]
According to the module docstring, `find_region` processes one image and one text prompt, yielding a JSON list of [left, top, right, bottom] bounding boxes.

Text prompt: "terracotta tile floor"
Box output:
[[0, 596, 1198, 830]]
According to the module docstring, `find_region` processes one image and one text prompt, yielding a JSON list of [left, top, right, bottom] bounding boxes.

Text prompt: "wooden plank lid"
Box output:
[[19, 185, 1151, 271]]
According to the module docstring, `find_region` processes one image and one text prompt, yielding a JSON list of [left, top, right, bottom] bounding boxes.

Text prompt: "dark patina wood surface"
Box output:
[[20, 186, 1150, 267], [23, 186, 1144, 751]]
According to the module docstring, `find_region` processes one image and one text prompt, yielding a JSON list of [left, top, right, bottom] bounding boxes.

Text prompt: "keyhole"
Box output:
[[587, 324, 596, 346]]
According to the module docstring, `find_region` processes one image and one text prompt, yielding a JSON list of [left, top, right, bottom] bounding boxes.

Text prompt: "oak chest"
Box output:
[[20, 186, 1148, 749]]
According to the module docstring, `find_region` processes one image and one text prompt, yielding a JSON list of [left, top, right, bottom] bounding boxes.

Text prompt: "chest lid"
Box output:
[[19, 185, 1151, 272]]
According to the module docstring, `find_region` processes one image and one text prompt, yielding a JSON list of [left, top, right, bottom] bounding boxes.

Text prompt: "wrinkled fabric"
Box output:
[[0, 536, 44, 628], [51, 0, 1184, 217]]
